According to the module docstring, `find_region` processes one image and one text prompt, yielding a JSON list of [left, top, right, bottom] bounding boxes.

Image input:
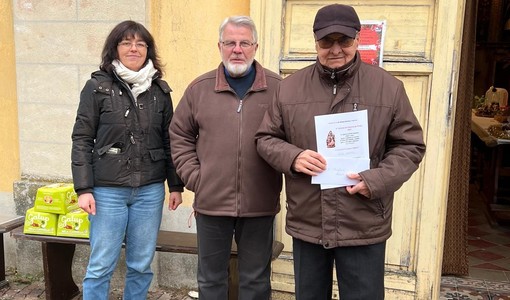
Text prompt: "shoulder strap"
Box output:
[[91, 71, 114, 95], [153, 78, 172, 93]]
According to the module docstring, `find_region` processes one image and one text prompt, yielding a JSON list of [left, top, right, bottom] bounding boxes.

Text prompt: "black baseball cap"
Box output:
[[313, 4, 361, 40]]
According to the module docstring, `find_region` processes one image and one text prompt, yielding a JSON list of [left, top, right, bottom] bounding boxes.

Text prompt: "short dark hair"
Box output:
[[100, 20, 164, 75]]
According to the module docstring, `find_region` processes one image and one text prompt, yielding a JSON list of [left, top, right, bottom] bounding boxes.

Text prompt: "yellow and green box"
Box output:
[[34, 183, 78, 215], [23, 207, 57, 236], [57, 209, 90, 238]]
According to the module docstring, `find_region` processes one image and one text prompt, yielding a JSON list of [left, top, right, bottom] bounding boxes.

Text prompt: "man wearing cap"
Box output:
[[255, 4, 425, 299]]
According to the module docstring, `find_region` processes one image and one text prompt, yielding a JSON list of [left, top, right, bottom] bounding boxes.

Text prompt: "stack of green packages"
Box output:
[[23, 183, 90, 238]]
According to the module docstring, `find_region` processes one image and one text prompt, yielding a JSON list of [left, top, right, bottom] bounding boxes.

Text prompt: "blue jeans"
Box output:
[[82, 182, 165, 300]]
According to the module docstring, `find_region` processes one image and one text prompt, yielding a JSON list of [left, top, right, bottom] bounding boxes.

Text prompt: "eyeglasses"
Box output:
[[220, 40, 256, 49], [317, 35, 356, 49], [118, 41, 148, 49]]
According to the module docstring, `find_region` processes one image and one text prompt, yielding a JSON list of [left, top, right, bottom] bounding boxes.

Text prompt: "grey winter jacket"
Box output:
[[255, 53, 426, 247]]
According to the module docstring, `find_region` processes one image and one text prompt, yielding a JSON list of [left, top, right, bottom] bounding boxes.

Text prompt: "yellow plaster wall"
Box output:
[[151, 1, 249, 102], [0, 1, 20, 192], [150, 0, 249, 205]]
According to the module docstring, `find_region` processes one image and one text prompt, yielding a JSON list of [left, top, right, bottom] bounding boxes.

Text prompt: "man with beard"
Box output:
[[169, 16, 283, 300]]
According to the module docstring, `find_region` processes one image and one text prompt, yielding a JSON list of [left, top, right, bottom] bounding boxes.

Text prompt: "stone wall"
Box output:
[[13, 1, 147, 178]]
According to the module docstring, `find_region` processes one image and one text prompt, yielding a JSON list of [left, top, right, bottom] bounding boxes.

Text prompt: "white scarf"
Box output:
[[112, 59, 158, 100]]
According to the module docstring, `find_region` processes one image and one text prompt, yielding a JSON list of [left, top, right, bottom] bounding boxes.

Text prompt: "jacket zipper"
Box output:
[[114, 72, 138, 107], [237, 99, 243, 113], [331, 71, 337, 95], [234, 90, 247, 214], [237, 100, 243, 215], [129, 132, 135, 144]]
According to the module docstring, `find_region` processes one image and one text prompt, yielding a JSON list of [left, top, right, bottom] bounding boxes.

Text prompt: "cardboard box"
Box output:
[[23, 207, 57, 236], [57, 209, 90, 238], [34, 183, 78, 215]]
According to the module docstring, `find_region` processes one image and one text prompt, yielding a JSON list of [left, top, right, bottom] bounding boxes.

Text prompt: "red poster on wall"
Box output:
[[358, 20, 386, 67]]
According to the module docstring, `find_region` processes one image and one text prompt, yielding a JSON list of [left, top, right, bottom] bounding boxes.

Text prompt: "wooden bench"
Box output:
[[0, 214, 25, 288], [11, 227, 284, 300]]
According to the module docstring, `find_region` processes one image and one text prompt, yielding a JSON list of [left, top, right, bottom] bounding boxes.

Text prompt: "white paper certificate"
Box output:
[[312, 110, 370, 188]]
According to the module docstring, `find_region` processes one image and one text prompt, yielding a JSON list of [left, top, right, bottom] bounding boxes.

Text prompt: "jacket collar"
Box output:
[[316, 51, 361, 85], [215, 60, 268, 93]]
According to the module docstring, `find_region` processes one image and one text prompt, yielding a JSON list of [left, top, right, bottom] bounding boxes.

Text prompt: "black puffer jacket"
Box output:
[[71, 70, 183, 195]]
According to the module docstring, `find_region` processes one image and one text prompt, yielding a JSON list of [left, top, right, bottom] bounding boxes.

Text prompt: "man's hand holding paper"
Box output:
[[292, 149, 327, 176], [313, 110, 370, 189]]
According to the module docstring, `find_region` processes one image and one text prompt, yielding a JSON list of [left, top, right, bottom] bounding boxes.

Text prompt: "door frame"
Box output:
[[250, 0, 465, 298]]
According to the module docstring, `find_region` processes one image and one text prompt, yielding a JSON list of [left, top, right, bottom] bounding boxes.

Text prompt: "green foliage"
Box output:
[[473, 95, 486, 108]]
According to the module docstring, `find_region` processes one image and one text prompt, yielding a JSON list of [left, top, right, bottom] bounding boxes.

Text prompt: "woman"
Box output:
[[71, 20, 183, 299]]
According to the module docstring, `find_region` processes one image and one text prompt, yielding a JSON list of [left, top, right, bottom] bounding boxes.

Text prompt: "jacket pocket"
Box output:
[[374, 198, 386, 219], [97, 142, 124, 156], [93, 152, 129, 184], [149, 149, 167, 180], [149, 148, 167, 161], [348, 192, 386, 220]]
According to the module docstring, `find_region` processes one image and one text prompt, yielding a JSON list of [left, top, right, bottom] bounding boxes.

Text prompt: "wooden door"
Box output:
[[251, 0, 465, 298]]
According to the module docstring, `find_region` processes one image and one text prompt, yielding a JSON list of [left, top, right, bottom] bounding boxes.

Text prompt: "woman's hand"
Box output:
[[78, 193, 96, 215]]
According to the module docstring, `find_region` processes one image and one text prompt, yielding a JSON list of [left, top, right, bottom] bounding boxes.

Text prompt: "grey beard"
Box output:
[[225, 59, 253, 77]]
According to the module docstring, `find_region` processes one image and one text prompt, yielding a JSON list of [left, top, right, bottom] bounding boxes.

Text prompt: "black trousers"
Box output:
[[293, 238, 386, 300], [196, 213, 275, 300]]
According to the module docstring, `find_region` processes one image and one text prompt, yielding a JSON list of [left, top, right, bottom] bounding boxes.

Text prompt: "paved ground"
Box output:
[[0, 270, 195, 300]]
